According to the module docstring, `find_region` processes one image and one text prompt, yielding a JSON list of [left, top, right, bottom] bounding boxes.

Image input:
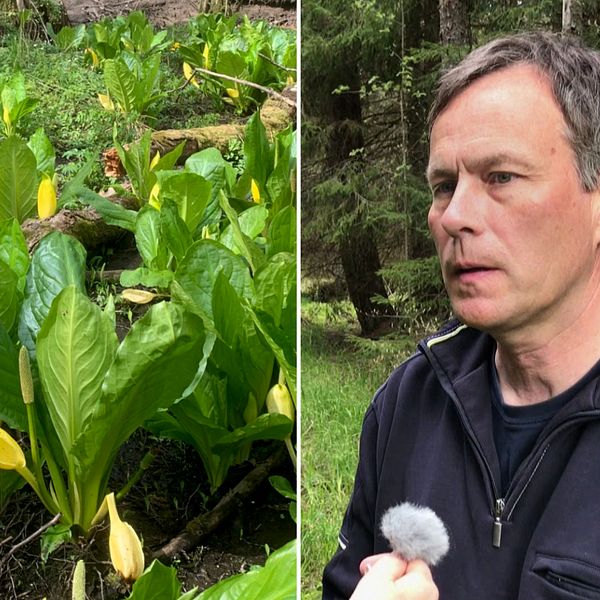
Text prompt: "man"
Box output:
[[322, 31, 600, 598]]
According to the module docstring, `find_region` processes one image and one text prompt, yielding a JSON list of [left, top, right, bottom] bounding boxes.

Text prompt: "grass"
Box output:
[[300, 298, 416, 599]]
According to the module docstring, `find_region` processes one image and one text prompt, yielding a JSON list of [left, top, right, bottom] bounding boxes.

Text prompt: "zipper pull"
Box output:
[[492, 498, 505, 548]]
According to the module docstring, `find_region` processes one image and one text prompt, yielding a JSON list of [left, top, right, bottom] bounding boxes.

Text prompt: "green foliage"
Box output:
[[195, 539, 296, 600], [0, 71, 38, 137], [179, 14, 296, 114], [0, 135, 37, 223]]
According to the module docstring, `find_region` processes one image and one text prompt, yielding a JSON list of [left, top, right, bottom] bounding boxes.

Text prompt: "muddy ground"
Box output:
[[62, 0, 296, 28]]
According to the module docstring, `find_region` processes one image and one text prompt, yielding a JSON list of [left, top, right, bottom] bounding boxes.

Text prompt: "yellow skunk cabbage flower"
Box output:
[[266, 384, 295, 423], [2, 104, 10, 128], [226, 87, 239, 99], [0, 428, 26, 471], [148, 181, 161, 209], [202, 43, 210, 69], [85, 47, 100, 67], [98, 93, 115, 112], [149, 151, 160, 171], [266, 383, 296, 469], [251, 178, 261, 203], [183, 62, 200, 88], [37, 175, 57, 219], [106, 492, 144, 583]]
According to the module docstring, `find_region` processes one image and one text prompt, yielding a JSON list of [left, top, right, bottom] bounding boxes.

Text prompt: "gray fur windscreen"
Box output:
[[380, 503, 450, 566]]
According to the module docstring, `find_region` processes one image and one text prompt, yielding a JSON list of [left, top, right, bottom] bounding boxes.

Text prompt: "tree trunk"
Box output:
[[339, 226, 393, 335], [562, 0, 582, 35], [439, 0, 469, 45]]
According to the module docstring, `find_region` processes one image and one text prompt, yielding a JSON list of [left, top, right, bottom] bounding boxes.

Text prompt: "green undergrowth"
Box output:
[[300, 297, 415, 598]]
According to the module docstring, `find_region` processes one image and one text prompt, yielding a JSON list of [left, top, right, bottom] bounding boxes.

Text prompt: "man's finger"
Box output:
[[359, 552, 407, 577]]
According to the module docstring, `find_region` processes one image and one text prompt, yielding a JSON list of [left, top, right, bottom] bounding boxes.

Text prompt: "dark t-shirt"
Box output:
[[490, 359, 600, 496]]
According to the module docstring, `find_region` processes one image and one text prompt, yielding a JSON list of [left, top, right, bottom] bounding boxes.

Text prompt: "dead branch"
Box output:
[[152, 446, 287, 564]]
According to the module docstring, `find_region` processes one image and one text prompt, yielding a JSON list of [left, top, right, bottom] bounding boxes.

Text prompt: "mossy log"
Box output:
[[103, 86, 296, 177]]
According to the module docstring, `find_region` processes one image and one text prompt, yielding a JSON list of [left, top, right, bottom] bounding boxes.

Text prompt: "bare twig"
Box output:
[[192, 66, 296, 108], [0, 513, 62, 568], [153, 447, 287, 563], [257, 51, 297, 73]]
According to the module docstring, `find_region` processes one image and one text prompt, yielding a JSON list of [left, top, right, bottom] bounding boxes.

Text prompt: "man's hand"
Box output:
[[349, 553, 439, 600]]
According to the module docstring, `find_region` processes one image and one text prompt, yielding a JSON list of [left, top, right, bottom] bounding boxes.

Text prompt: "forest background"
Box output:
[[301, 0, 600, 598]]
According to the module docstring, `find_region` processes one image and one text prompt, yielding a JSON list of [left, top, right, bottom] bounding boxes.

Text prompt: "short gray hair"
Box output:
[[429, 32, 600, 191]]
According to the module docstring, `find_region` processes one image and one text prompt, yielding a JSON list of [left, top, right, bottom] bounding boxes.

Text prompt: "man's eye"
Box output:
[[433, 181, 456, 196], [489, 172, 514, 184]]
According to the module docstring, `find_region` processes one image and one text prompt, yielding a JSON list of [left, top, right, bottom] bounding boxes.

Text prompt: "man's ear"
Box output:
[[591, 189, 600, 249]]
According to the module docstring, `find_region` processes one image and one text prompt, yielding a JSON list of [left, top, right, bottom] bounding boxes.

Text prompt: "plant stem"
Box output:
[[116, 449, 157, 502]]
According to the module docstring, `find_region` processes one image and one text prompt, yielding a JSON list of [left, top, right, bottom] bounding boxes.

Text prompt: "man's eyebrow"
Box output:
[[426, 153, 536, 184]]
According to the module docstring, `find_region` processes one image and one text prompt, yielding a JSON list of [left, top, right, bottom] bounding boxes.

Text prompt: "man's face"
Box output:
[[427, 64, 600, 338]]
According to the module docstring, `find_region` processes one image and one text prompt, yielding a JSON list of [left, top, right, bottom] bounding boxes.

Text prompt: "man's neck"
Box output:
[[494, 278, 600, 407]]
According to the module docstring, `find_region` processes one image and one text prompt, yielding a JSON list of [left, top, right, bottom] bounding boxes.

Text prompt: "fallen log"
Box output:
[[103, 86, 296, 177], [21, 191, 136, 252], [153, 446, 287, 564]]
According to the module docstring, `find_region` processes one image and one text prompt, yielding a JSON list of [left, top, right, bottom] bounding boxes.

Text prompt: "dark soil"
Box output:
[[0, 433, 295, 598]]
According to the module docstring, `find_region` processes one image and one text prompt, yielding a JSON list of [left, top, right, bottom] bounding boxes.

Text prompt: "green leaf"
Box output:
[[18, 232, 87, 357], [40, 524, 72, 563], [27, 128, 55, 176], [212, 272, 246, 348], [244, 111, 272, 187], [127, 559, 182, 600], [196, 540, 296, 600], [37, 286, 118, 458], [57, 160, 95, 207], [268, 475, 296, 501], [104, 59, 136, 113], [0, 322, 26, 431], [0, 136, 38, 223], [216, 50, 247, 78], [160, 199, 193, 263], [76, 187, 137, 232], [219, 193, 265, 274], [185, 148, 236, 203], [156, 171, 212, 233], [0, 260, 20, 334], [115, 130, 152, 202], [212, 413, 293, 454], [267, 206, 295, 257], [74, 302, 206, 527], [120, 267, 173, 289], [0, 218, 29, 292], [220, 205, 268, 251], [254, 253, 295, 327], [135, 205, 169, 270], [173, 240, 254, 322]]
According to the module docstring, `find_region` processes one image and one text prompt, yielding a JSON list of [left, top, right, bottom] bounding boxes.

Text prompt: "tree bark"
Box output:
[[562, 0, 582, 35], [439, 0, 469, 45]]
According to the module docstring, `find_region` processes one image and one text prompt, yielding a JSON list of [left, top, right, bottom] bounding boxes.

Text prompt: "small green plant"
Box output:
[[0, 71, 38, 137]]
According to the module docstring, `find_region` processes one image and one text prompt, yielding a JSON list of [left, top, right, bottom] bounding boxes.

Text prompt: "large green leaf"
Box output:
[[0, 260, 20, 334], [76, 187, 137, 232], [27, 128, 55, 176], [160, 199, 193, 263], [254, 253, 295, 327], [135, 205, 169, 270], [37, 286, 118, 458], [267, 206, 296, 257], [196, 539, 296, 600], [115, 130, 152, 202], [18, 232, 87, 357], [243, 111, 272, 187], [219, 205, 269, 252], [73, 302, 206, 525], [0, 322, 26, 431], [104, 59, 136, 113], [185, 148, 236, 203], [0, 218, 29, 292], [0, 136, 38, 223], [127, 560, 183, 600], [212, 413, 293, 454], [156, 171, 212, 233], [173, 240, 254, 322]]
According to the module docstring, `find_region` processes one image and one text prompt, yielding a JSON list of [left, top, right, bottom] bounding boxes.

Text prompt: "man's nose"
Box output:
[[439, 178, 483, 238]]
